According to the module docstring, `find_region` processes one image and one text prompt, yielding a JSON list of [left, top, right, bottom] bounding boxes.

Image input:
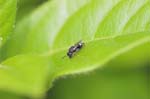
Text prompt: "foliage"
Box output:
[[0, 0, 149, 98]]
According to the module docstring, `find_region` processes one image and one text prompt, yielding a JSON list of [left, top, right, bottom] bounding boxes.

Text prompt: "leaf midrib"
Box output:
[[50, 32, 150, 76], [43, 32, 150, 58]]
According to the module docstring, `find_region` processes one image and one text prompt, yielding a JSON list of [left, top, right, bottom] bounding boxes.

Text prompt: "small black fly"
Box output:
[[67, 40, 84, 58]]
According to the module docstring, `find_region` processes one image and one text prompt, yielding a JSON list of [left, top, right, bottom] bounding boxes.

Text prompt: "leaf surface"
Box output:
[[0, 0, 150, 98], [0, 0, 17, 47]]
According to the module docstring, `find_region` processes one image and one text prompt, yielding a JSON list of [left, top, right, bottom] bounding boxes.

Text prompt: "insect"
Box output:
[[67, 40, 84, 58]]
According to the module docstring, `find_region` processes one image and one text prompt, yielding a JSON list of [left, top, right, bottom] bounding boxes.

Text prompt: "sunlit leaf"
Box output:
[[0, 0, 17, 47], [0, 0, 150, 98]]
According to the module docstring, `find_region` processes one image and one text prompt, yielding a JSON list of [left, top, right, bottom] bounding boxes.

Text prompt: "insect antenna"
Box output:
[[62, 55, 67, 59]]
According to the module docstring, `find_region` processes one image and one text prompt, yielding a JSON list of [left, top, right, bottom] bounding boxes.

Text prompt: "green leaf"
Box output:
[[0, 0, 17, 47], [0, 0, 150, 98], [17, 0, 47, 21], [1, 32, 150, 97], [0, 55, 50, 98]]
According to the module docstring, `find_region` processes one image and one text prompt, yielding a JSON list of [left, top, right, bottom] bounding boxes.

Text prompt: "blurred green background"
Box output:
[[48, 66, 149, 99]]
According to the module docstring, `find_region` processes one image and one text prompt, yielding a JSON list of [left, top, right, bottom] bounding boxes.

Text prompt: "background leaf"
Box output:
[[17, 0, 47, 21], [0, 0, 17, 47], [0, 91, 26, 99]]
